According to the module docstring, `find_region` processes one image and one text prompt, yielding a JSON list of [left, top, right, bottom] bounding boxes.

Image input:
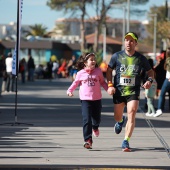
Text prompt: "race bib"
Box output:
[[120, 76, 135, 86]]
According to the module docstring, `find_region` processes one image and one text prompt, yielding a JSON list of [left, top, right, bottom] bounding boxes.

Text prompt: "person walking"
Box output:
[[0, 55, 6, 93], [19, 58, 27, 83], [67, 55, 78, 81], [47, 58, 53, 81], [27, 55, 35, 81], [67, 53, 108, 149], [5, 52, 15, 92], [154, 47, 170, 117], [145, 79, 157, 116], [144, 58, 157, 116], [52, 60, 59, 79], [0, 55, 6, 96], [106, 32, 154, 152], [154, 51, 166, 97]]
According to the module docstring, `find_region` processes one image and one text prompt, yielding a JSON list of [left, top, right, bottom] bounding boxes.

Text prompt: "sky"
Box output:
[[0, 0, 167, 31]]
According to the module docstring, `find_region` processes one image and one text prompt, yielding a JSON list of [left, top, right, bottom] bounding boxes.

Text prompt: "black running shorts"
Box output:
[[113, 95, 139, 105]]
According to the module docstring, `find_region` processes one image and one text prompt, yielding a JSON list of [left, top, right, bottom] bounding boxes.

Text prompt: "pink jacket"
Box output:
[[67, 68, 108, 100]]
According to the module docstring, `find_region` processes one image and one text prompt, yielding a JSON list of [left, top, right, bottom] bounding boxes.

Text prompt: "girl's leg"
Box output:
[[81, 100, 92, 141], [149, 98, 156, 113], [91, 100, 102, 130], [147, 98, 151, 113]]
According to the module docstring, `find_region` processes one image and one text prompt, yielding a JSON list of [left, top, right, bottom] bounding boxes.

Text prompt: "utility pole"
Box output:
[[103, 25, 106, 61], [127, 0, 130, 32], [122, 6, 126, 49], [111, 4, 126, 50], [149, 14, 157, 59]]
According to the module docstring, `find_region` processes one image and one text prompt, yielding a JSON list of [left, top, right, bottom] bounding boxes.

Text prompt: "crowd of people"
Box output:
[[0, 53, 37, 95], [0, 53, 80, 96]]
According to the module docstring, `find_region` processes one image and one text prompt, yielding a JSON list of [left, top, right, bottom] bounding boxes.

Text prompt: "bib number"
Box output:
[[120, 76, 135, 86]]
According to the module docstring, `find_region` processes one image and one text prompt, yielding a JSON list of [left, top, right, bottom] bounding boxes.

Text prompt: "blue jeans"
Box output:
[[28, 68, 34, 81], [158, 79, 170, 110], [81, 100, 102, 141]]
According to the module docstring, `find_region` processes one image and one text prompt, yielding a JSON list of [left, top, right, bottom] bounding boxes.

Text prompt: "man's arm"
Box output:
[[142, 69, 154, 89], [106, 66, 113, 83], [106, 66, 116, 95], [147, 69, 154, 79]]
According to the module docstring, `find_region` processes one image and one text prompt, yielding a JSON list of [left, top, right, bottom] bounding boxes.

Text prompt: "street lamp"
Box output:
[[148, 13, 157, 59]]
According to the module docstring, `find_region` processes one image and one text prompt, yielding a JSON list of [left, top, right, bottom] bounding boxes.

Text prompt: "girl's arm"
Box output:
[[67, 72, 80, 96]]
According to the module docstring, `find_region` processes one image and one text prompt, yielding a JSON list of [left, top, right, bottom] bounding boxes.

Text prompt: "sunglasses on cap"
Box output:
[[124, 32, 138, 41]]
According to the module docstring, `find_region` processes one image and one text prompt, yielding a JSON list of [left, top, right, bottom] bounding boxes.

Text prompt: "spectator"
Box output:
[[67, 55, 77, 81], [154, 47, 170, 117], [0, 55, 6, 96], [1, 55, 6, 92], [5, 52, 15, 92], [52, 60, 59, 78], [19, 58, 27, 83], [154, 51, 166, 97], [57, 59, 67, 78], [27, 55, 35, 81], [145, 59, 157, 116], [47, 58, 53, 81]]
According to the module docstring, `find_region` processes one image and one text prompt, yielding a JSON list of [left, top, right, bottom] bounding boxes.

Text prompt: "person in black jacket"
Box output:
[[27, 55, 35, 81], [0, 55, 6, 96]]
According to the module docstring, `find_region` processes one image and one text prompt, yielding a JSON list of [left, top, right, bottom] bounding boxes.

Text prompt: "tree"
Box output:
[[47, 0, 149, 53], [146, 5, 170, 50], [92, 0, 114, 52], [91, 0, 149, 52], [25, 24, 48, 37], [47, 0, 93, 52]]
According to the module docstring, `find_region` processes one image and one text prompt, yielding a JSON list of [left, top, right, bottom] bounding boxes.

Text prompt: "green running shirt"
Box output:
[[108, 50, 151, 96]]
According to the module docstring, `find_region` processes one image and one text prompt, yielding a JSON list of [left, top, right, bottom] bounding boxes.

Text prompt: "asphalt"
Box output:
[[0, 78, 170, 170]]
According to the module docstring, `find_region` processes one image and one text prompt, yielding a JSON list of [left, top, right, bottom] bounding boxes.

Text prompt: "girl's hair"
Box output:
[[76, 52, 98, 70]]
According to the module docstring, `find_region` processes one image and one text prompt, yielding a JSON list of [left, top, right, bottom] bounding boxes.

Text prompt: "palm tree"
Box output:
[[25, 24, 47, 37]]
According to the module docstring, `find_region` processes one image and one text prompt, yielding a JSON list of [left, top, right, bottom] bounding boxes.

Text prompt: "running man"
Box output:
[[106, 32, 154, 151]]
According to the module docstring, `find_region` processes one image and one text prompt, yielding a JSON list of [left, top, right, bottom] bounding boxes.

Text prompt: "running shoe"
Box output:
[[114, 115, 126, 134], [145, 112, 155, 117], [93, 129, 99, 137], [153, 109, 163, 117], [122, 140, 131, 152], [84, 138, 92, 149]]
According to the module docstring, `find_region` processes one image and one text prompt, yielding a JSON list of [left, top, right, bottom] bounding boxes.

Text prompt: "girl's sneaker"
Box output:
[[84, 138, 92, 149], [93, 129, 99, 137]]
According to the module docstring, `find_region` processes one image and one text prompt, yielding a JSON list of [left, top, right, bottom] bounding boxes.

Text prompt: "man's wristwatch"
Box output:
[[147, 77, 153, 84]]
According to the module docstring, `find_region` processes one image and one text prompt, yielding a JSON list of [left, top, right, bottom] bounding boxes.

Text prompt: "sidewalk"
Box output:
[[0, 78, 169, 170]]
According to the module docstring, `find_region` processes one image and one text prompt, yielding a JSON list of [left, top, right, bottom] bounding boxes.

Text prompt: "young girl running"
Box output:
[[67, 53, 108, 149]]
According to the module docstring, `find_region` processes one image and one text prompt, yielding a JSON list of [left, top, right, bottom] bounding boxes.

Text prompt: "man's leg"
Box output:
[[114, 102, 125, 134], [121, 100, 138, 151], [125, 100, 139, 138], [114, 103, 125, 122]]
